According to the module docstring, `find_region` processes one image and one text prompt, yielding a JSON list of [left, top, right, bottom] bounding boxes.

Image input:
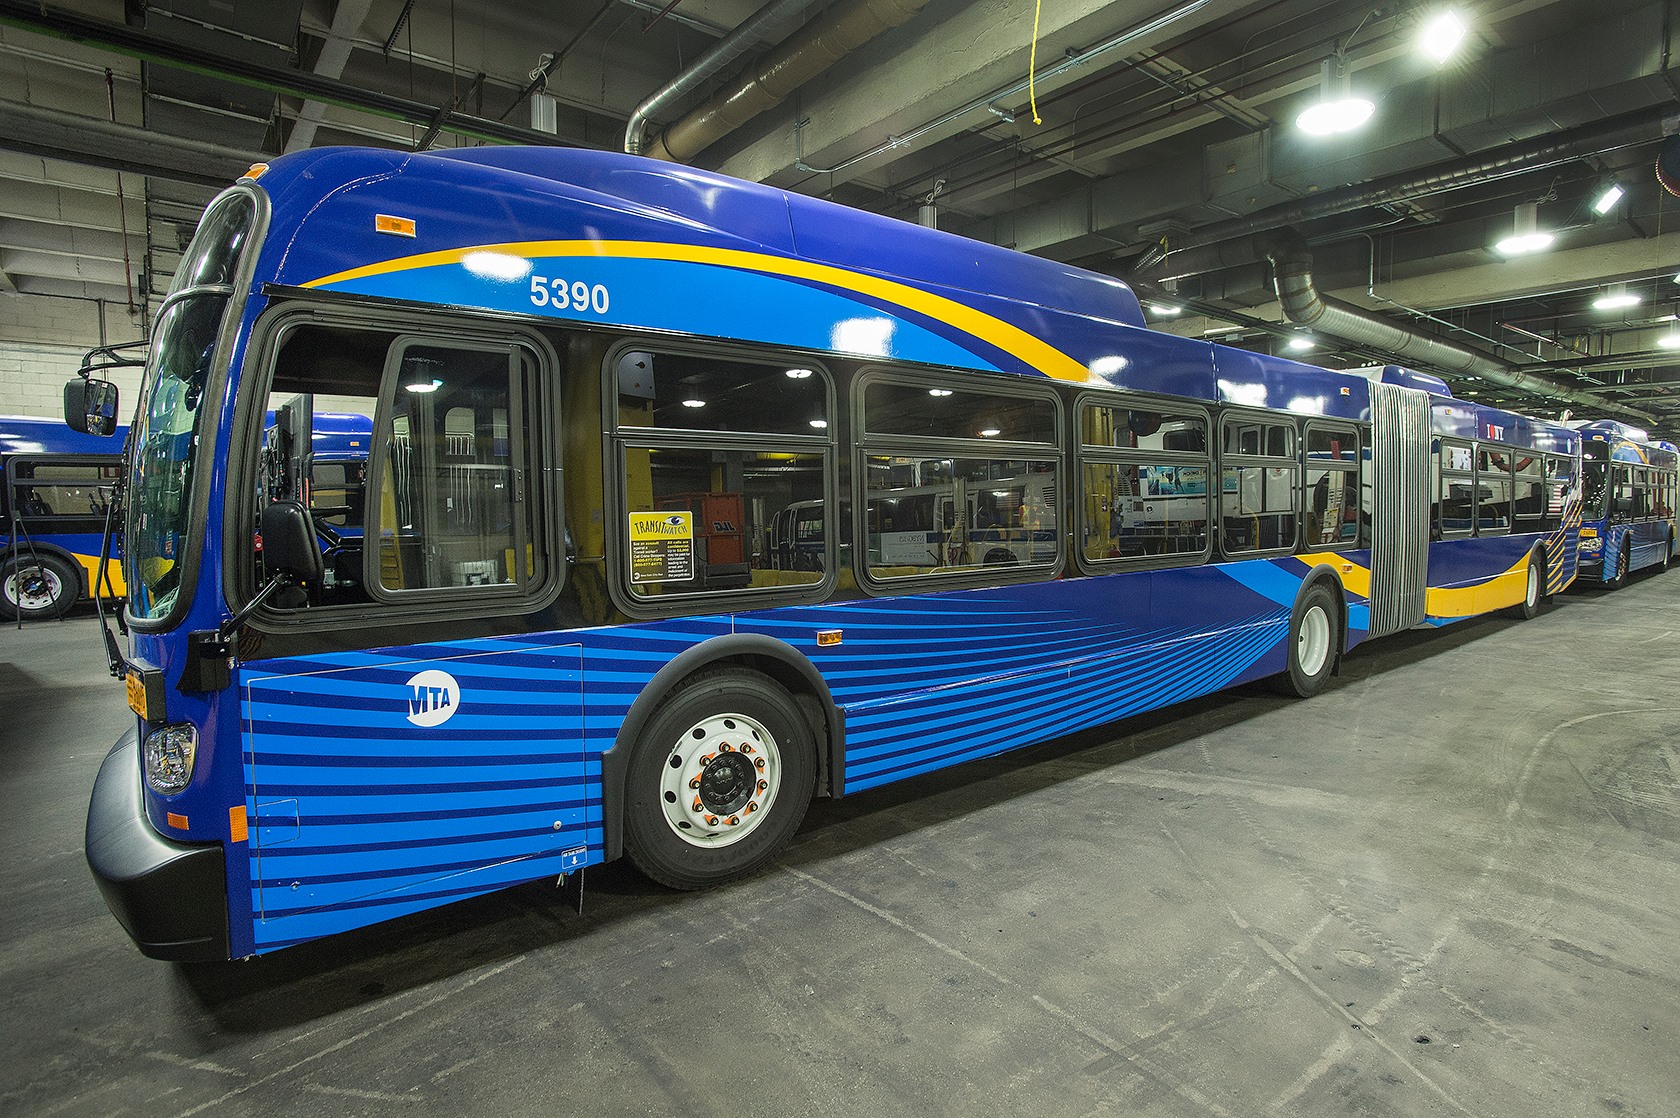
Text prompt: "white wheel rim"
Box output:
[[658, 711, 781, 849], [1526, 564, 1539, 607], [4, 566, 63, 612], [1297, 604, 1331, 677]]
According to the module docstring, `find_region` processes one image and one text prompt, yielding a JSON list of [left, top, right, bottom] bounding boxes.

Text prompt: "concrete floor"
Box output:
[[3, 574, 1678, 1118]]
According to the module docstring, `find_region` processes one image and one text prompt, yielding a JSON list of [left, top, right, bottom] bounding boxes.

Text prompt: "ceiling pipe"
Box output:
[[1139, 102, 1674, 275], [623, 0, 828, 157], [795, 0, 1209, 177], [0, 100, 259, 188], [1257, 228, 1656, 425], [633, 0, 933, 163], [0, 0, 571, 149]]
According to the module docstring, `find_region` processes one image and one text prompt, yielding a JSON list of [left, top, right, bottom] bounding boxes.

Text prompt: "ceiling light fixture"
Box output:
[[1658, 333, 1680, 350], [1420, 10, 1467, 63], [1494, 202, 1554, 256], [1591, 288, 1640, 311], [1148, 302, 1183, 317], [1591, 181, 1626, 215], [1296, 58, 1374, 136], [1286, 336, 1314, 352]]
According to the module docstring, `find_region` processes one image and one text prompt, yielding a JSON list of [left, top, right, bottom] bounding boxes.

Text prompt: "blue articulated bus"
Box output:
[[1571, 419, 1677, 586], [1, 415, 127, 621], [73, 147, 1585, 960]]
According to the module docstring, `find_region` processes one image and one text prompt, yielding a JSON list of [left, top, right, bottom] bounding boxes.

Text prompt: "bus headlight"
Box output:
[[143, 724, 198, 794]]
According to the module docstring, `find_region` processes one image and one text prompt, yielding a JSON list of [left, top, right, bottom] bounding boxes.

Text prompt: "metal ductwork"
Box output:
[[1257, 229, 1655, 425], [630, 0, 933, 163], [1140, 102, 1674, 274], [624, 0, 826, 156]]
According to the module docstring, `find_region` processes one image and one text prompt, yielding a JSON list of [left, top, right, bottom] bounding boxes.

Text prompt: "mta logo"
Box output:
[[405, 669, 461, 727]]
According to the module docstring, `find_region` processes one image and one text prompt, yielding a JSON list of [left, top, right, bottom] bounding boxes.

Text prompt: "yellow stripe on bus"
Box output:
[[302, 240, 1093, 383], [1326, 552, 1531, 620]]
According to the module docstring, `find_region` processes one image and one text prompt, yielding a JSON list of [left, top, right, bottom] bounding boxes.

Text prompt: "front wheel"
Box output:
[[1606, 544, 1630, 590], [1, 553, 79, 621], [624, 668, 816, 890], [1271, 581, 1339, 698]]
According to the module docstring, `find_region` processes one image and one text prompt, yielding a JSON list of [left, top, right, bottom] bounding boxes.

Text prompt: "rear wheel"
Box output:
[[1510, 554, 1544, 619], [1271, 581, 1339, 698], [1, 553, 79, 622], [624, 668, 816, 890]]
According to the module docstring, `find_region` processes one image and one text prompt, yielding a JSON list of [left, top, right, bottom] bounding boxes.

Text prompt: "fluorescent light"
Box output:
[[1421, 11, 1467, 63], [1495, 202, 1553, 256], [1286, 335, 1314, 352], [405, 379, 441, 393], [785, 368, 814, 379], [808, 418, 829, 428], [928, 388, 953, 397], [1297, 97, 1374, 136], [978, 427, 1001, 437], [1658, 333, 1680, 350], [681, 399, 706, 408], [1591, 183, 1625, 215], [1148, 302, 1182, 317], [1592, 291, 1640, 311], [1297, 59, 1374, 136], [1496, 231, 1554, 255]]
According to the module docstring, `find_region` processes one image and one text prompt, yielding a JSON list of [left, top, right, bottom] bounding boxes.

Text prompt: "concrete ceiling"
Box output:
[[1, 0, 1677, 432]]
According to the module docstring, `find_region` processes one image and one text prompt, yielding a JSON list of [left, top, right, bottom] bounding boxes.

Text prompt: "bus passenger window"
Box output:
[[612, 348, 832, 603], [1078, 402, 1209, 563], [1476, 448, 1513, 533], [1220, 416, 1296, 555], [1303, 425, 1358, 550], [1437, 440, 1474, 536], [860, 376, 1060, 582]]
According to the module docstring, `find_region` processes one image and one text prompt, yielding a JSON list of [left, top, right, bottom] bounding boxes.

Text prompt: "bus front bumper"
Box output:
[[85, 728, 230, 961]]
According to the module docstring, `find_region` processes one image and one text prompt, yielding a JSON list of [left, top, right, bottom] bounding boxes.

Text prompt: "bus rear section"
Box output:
[[1, 415, 127, 621]]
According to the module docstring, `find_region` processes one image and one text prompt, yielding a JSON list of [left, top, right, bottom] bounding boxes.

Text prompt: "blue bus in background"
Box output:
[[1572, 420, 1677, 587], [1, 415, 127, 621], [68, 147, 1589, 960]]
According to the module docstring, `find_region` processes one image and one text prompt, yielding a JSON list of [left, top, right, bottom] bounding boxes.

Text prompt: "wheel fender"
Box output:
[[600, 634, 844, 862], [1292, 564, 1348, 674], [1527, 541, 1548, 595]]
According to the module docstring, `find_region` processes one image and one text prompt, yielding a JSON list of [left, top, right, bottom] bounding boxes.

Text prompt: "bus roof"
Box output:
[[237, 147, 1574, 450]]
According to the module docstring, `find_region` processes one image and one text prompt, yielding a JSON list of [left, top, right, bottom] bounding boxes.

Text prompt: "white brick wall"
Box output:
[[0, 294, 147, 420]]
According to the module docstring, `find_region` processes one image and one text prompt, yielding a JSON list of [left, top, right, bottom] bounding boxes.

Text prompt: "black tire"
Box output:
[[1660, 533, 1673, 573], [623, 667, 816, 890], [1605, 544, 1630, 590], [1509, 553, 1544, 620], [1270, 581, 1340, 698], [0, 553, 79, 622]]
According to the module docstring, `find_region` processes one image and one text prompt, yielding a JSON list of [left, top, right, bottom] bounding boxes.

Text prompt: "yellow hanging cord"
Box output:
[[1029, 0, 1044, 125]]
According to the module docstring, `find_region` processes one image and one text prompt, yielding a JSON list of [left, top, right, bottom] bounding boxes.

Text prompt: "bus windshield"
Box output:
[[127, 295, 227, 619], [126, 190, 257, 621]]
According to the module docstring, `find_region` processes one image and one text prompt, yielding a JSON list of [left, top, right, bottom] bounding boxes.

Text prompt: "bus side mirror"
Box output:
[[260, 501, 325, 586], [65, 378, 120, 436]]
